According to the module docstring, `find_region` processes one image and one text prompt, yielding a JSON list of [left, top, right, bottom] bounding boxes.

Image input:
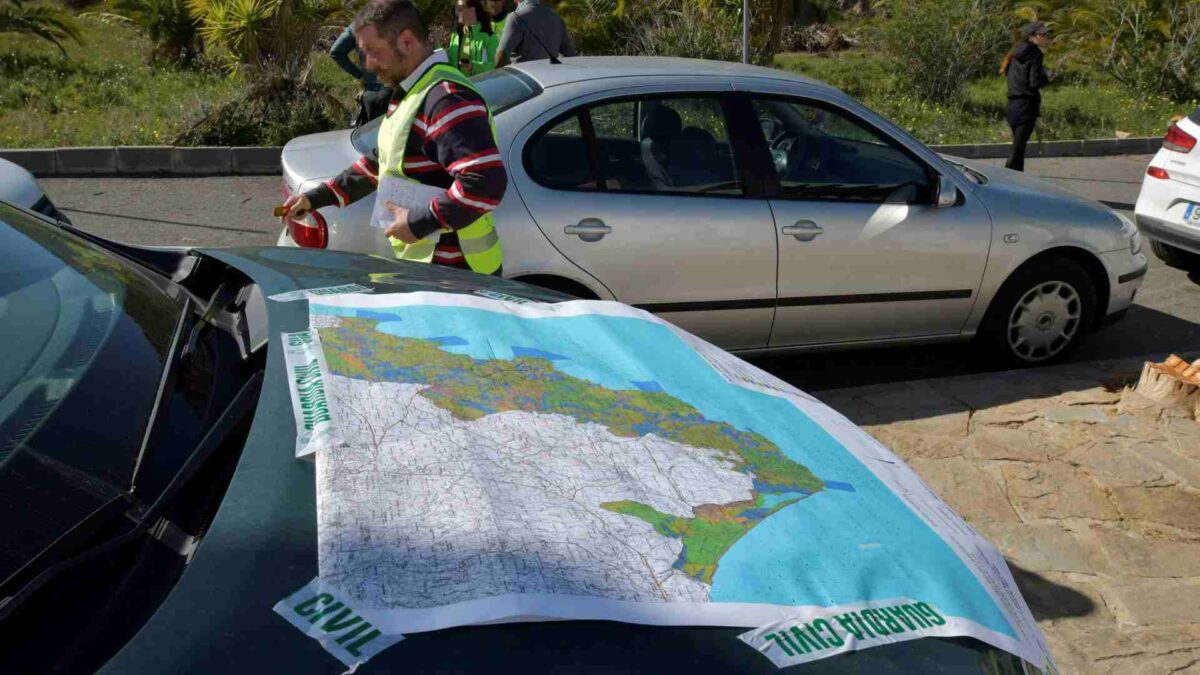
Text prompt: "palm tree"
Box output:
[[0, 0, 83, 56], [187, 0, 346, 81]]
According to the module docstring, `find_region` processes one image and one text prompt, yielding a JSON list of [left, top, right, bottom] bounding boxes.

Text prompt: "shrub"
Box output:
[[621, 0, 771, 64], [873, 0, 1013, 103], [187, 0, 346, 81], [1084, 0, 1200, 101], [106, 0, 203, 66], [173, 76, 345, 145], [557, 0, 624, 55]]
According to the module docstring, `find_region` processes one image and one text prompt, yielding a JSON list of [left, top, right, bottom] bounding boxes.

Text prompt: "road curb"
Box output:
[[0, 146, 283, 177], [0, 137, 1162, 177], [931, 137, 1162, 160]]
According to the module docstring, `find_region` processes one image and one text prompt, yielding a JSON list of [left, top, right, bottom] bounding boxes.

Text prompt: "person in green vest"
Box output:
[[281, 0, 506, 275], [447, 0, 496, 76]]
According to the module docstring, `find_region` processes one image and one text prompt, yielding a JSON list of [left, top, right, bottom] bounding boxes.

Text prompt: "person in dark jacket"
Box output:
[[330, 25, 392, 127], [1001, 22, 1055, 171]]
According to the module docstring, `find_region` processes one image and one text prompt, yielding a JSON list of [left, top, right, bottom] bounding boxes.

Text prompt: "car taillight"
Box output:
[[1147, 166, 1170, 180], [289, 210, 328, 248], [1164, 124, 1196, 153]]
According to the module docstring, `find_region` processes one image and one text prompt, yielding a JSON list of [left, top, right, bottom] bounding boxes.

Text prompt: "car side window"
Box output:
[[753, 98, 931, 203], [525, 114, 599, 190], [590, 97, 741, 195]]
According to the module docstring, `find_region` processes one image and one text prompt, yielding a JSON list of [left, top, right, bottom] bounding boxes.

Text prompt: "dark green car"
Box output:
[[0, 202, 1035, 674]]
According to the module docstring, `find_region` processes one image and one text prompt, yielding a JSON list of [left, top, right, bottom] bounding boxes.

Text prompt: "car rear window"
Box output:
[[351, 69, 543, 156], [1190, 106, 1200, 125]]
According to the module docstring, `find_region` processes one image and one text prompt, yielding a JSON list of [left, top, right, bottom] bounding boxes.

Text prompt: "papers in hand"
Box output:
[[370, 174, 446, 231]]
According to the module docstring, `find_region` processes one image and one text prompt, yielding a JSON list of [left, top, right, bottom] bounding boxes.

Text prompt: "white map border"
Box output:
[[307, 291, 1054, 671]]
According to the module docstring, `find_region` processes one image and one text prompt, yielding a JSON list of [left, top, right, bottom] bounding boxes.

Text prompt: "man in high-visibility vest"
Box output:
[[281, 0, 505, 275]]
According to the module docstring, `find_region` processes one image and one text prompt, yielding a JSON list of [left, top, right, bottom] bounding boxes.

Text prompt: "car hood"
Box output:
[[102, 248, 1042, 674], [0, 157, 46, 208], [947, 157, 1128, 248], [281, 129, 359, 189], [100, 248, 568, 674]]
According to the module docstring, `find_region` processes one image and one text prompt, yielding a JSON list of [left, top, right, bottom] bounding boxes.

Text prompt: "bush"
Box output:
[[621, 0, 771, 64], [173, 76, 345, 145], [187, 0, 346, 81], [557, 0, 624, 55], [1085, 0, 1200, 101], [105, 0, 203, 66], [873, 0, 1012, 103]]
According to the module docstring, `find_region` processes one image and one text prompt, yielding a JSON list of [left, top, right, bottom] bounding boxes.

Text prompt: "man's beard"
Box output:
[[377, 46, 410, 86]]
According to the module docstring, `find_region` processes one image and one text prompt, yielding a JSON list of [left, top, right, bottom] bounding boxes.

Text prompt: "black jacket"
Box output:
[[1005, 43, 1049, 124]]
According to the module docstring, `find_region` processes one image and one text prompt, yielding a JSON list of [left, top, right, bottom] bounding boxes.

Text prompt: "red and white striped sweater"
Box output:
[[306, 55, 506, 268]]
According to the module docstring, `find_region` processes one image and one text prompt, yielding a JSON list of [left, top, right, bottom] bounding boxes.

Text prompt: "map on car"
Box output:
[[278, 292, 1054, 672]]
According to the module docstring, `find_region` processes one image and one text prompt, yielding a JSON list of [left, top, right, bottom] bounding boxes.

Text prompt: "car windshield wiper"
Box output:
[[0, 296, 197, 606], [0, 371, 263, 620], [128, 295, 196, 493]]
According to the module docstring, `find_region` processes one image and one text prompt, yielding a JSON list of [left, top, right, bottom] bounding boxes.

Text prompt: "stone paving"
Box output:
[[818, 355, 1200, 674]]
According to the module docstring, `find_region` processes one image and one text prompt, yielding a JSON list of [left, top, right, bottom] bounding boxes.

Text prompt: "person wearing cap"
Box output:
[[1000, 21, 1056, 172]]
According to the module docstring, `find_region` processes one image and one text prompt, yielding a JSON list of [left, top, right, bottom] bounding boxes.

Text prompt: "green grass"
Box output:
[[775, 51, 1200, 146], [0, 15, 362, 147], [4, 14, 1197, 148]]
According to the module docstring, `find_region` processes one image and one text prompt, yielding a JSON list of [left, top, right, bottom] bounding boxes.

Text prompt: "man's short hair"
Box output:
[[352, 0, 428, 42]]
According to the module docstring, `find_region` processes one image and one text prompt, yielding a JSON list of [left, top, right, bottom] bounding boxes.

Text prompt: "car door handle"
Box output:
[[564, 218, 612, 242], [781, 220, 822, 242]]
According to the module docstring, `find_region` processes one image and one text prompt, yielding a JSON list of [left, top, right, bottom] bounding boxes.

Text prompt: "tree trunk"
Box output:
[[769, 0, 787, 55]]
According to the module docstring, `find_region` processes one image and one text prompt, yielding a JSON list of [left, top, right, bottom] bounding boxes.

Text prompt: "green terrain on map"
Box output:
[[321, 316, 824, 584]]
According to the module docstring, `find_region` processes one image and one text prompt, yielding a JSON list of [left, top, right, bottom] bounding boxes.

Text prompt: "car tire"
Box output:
[[977, 257, 1097, 367], [1150, 240, 1200, 272]]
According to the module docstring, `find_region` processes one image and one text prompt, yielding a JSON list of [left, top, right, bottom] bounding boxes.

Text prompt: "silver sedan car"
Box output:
[[278, 57, 1147, 365]]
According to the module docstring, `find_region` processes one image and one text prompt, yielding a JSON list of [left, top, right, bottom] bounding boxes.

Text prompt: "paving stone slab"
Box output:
[[908, 457, 1021, 523], [1110, 486, 1200, 533], [1002, 462, 1121, 521]]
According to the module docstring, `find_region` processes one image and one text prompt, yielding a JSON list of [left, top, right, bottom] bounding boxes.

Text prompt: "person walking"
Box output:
[[330, 25, 392, 126], [447, 0, 496, 76], [495, 0, 576, 68], [1001, 21, 1055, 172], [282, 0, 506, 275]]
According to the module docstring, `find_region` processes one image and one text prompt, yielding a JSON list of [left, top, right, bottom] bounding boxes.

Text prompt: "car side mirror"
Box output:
[[935, 174, 961, 208]]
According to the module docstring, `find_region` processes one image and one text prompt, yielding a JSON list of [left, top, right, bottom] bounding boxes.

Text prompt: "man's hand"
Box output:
[[280, 194, 312, 223], [383, 201, 420, 243]]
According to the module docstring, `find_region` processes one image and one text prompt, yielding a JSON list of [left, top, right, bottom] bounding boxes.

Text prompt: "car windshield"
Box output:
[[0, 204, 183, 584], [351, 68, 543, 155]]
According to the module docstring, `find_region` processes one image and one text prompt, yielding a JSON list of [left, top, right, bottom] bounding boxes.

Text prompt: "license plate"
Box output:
[[1186, 202, 1200, 224]]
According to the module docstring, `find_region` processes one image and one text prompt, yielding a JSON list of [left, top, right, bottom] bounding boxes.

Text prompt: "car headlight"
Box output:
[[1129, 230, 1142, 255], [1112, 211, 1141, 255]]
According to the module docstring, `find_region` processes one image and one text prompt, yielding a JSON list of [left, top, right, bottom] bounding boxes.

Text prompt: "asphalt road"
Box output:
[[41, 154, 1200, 391]]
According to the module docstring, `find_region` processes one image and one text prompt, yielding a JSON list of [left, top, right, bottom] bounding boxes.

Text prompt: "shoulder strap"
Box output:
[[511, 11, 560, 65]]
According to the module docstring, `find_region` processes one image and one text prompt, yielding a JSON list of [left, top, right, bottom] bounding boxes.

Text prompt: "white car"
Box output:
[[1135, 107, 1200, 272]]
